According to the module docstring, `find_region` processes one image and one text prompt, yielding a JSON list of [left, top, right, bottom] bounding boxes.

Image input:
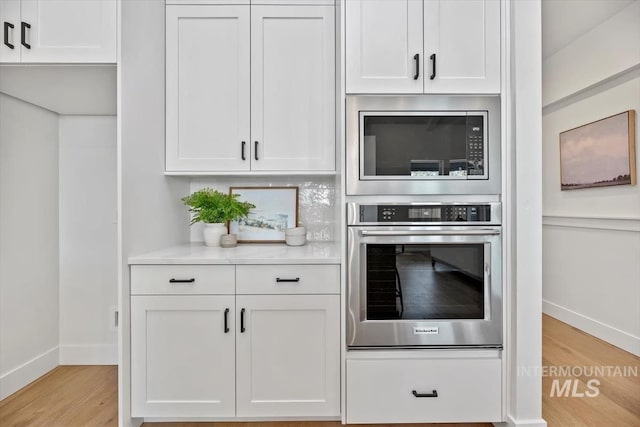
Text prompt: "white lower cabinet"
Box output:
[[346, 357, 502, 424], [131, 295, 236, 418], [130, 264, 340, 419], [236, 294, 340, 417]]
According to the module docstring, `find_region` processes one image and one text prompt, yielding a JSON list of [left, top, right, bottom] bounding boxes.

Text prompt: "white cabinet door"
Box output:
[[0, 0, 20, 62], [131, 296, 236, 418], [345, 0, 423, 94], [423, 0, 500, 94], [250, 5, 335, 171], [236, 294, 340, 417], [166, 5, 251, 172], [19, 0, 116, 63]]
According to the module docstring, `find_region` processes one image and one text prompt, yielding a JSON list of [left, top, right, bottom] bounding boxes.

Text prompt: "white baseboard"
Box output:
[[0, 346, 59, 400], [59, 344, 118, 365], [494, 415, 548, 427], [543, 300, 640, 356]]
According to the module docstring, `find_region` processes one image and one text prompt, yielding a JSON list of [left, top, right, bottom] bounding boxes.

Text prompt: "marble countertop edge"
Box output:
[[128, 241, 342, 265]]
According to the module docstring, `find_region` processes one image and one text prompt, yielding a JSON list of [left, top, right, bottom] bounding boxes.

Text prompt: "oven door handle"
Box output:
[[359, 229, 500, 237]]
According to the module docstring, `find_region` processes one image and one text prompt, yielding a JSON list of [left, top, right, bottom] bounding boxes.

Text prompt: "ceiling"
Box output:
[[542, 0, 635, 58], [0, 65, 116, 115]]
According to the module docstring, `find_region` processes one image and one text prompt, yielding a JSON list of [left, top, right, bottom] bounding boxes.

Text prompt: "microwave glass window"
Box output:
[[362, 115, 484, 177], [365, 243, 485, 320]]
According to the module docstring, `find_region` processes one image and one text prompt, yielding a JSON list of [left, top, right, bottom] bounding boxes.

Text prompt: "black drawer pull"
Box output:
[[169, 278, 195, 284], [224, 308, 230, 333], [430, 53, 436, 80], [276, 277, 300, 283], [240, 308, 246, 333], [412, 389, 438, 398]]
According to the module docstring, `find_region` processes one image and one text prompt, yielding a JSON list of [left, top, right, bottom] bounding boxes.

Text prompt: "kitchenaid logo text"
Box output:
[[413, 327, 439, 335], [518, 365, 638, 398]]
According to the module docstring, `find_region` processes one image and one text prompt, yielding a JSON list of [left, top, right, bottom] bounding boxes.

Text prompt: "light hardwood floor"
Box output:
[[1, 315, 638, 427], [541, 315, 640, 426]]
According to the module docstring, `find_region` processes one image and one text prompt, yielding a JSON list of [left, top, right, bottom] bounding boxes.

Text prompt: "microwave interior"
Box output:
[[361, 112, 486, 179]]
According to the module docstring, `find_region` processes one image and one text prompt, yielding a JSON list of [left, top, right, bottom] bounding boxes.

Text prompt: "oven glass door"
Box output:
[[366, 243, 487, 321], [347, 227, 502, 348]]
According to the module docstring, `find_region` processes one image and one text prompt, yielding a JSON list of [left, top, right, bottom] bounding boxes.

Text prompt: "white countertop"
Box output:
[[128, 241, 341, 265]]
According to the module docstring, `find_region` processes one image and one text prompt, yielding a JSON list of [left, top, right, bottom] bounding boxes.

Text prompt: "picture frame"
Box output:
[[559, 110, 636, 191], [228, 187, 299, 243]]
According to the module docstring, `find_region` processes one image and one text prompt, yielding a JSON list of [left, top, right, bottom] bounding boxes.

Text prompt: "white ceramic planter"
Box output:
[[203, 223, 227, 247]]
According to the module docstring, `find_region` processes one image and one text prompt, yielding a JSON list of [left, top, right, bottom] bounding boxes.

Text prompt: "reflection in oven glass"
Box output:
[[366, 244, 484, 320]]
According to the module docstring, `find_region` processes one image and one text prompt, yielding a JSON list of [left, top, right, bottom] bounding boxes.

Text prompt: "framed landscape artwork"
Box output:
[[228, 187, 299, 243], [560, 110, 636, 191]]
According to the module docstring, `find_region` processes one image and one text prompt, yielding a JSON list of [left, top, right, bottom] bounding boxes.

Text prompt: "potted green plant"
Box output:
[[182, 188, 254, 247]]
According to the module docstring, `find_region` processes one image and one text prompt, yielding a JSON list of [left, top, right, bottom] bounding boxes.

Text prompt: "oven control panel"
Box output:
[[360, 204, 493, 223]]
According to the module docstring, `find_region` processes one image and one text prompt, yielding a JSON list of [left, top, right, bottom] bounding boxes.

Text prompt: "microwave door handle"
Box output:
[[359, 229, 500, 237]]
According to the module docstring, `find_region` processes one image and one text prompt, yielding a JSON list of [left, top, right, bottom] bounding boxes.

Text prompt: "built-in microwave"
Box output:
[[346, 95, 501, 195]]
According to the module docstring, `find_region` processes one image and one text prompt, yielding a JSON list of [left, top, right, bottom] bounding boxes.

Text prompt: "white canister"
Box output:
[[285, 226, 307, 246]]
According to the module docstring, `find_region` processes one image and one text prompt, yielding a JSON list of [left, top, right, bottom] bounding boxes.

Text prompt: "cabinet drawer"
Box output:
[[346, 357, 502, 423], [131, 265, 235, 295], [236, 265, 339, 294]]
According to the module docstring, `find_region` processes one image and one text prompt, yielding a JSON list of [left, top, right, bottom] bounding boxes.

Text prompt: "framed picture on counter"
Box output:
[[228, 187, 299, 243]]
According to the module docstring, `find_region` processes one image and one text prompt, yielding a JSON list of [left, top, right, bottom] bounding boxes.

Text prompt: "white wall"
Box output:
[[119, 1, 191, 425], [59, 115, 118, 365], [0, 94, 60, 400], [542, 1, 640, 107], [542, 1, 640, 356], [506, 1, 546, 426]]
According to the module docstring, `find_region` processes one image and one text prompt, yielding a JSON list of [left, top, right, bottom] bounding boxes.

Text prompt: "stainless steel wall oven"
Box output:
[[347, 202, 502, 348], [346, 95, 501, 195]]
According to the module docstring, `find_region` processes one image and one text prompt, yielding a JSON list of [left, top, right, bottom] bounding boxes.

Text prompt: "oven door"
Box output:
[[347, 226, 502, 348]]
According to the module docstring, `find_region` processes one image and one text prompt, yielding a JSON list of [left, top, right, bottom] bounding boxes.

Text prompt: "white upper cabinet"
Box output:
[[0, 0, 21, 62], [250, 6, 335, 171], [423, 0, 500, 93], [166, 3, 336, 174], [345, 0, 500, 94], [345, 0, 423, 94], [1, 0, 116, 63], [166, 5, 251, 172]]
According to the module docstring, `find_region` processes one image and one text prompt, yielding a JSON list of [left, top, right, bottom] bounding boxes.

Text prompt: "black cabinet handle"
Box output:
[[240, 308, 246, 333], [430, 53, 436, 80], [412, 389, 438, 398], [169, 278, 195, 284], [241, 141, 246, 161], [224, 308, 230, 333], [254, 141, 259, 161], [413, 53, 420, 80], [21, 22, 30, 49], [276, 277, 300, 283], [4, 22, 14, 49]]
